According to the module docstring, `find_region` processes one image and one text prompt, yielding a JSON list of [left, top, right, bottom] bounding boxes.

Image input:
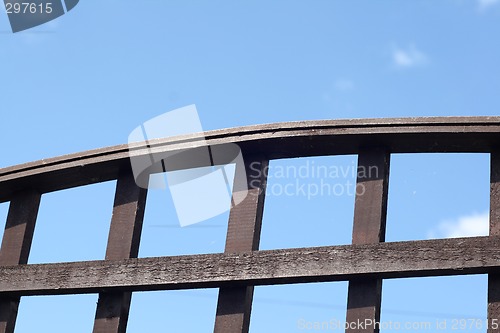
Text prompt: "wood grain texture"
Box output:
[[214, 156, 268, 333], [350, 151, 390, 245], [2, 117, 500, 203], [488, 151, 500, 333], [346, 151, 390, 333], [93, 172, 147, 333], [0, 236, 499, 296], [0, 191, 41, 333]]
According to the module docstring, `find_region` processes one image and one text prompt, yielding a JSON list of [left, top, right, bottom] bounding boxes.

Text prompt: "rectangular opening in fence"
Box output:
[[250, 282, 348, 332], [138, 169, 231, 257], [259, 156, 357, 250], [386, 153, 489, 242], [28, 181, 116, 264], [380, 275, 487, 333], [127, 289, 219, 333], [15, 294, 98, 333]]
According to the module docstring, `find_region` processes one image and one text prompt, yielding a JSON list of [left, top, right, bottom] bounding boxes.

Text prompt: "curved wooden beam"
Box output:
[[1, 116, 499, 202]]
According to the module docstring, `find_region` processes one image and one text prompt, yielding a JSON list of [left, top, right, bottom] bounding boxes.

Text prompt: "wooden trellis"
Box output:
[[0, 117, 499, 333]]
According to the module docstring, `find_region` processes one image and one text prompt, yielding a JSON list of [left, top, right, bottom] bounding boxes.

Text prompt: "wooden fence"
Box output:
[[0, 117, 499, 332]]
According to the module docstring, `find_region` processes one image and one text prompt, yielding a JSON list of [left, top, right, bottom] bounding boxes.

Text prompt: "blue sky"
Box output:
[[0, 1, 499, 332]]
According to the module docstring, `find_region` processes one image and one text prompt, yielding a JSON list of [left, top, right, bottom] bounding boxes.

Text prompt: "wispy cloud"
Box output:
[[427, 211, 489, 239], [478, 0, 499, 10], [392, 44, 428, 69], [322, 78, 355, 103]]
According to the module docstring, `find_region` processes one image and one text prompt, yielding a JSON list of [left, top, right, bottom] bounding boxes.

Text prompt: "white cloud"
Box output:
[[427, 211, 489, 239], [478, 0, 499, 10], [392, 45, 428, 68]]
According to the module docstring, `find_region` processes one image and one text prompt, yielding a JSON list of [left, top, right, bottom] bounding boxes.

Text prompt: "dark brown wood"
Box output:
[[350, 151, 390, 245], [0, 191, 41, 333], [488, 151, 500, 333], [92, 172, 147, 333], [214, 157, 268, 333], [346, 151, 390, 333], [2, 117, 500, 203], [0, 117, 498, 331], [1, 236, 499, 296]]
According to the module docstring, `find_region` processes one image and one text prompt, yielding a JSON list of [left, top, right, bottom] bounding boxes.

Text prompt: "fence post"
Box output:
[[488, 151, 500, 333], [214, 155, 268, 333], [92, 171, 147, 333], [345, 150, 390, 333], [0, 191, 41, 333]]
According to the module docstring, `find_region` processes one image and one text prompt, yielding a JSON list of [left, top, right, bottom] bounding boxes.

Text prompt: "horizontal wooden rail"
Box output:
[[1, 117, 500, 202], [0, 236, 499, 296]]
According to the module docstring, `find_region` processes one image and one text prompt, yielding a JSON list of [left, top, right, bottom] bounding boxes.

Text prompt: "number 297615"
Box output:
[[5, 2, 53, 14]]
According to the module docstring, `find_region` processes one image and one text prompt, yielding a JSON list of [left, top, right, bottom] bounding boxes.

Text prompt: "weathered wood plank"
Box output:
[[488, 151, 500, 333], [214, 156, 268, 333], [2, 117, 500, 203], [346, 150, 390, 333], [0, 191, 41, 333], [350, 151, 390, 245], [93, 172, 147, 333], [0, 236, 499, 296]]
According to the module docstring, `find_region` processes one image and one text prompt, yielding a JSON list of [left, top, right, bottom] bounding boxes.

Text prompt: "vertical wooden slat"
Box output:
[[93, 172, 147, 333], [346, 150, 390, 333], [488, 151, 500, 333], [0, 191, 41, 333], [214, 156, 268, 333]]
